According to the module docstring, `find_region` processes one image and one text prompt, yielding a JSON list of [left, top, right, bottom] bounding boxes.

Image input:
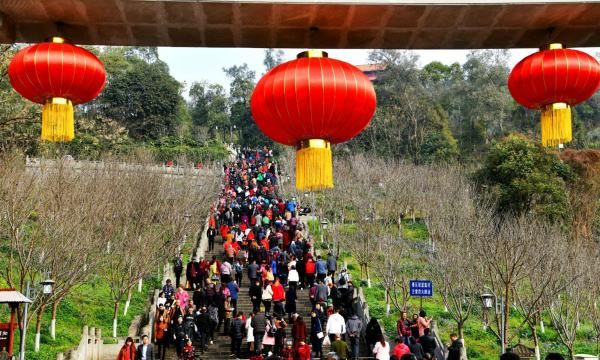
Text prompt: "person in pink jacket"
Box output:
[[175, 286, 189, 311], [417, 310, 432, 337]]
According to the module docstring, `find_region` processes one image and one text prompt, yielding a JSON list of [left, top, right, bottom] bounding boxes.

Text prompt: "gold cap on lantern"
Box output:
[[297, 50, 328, 59]]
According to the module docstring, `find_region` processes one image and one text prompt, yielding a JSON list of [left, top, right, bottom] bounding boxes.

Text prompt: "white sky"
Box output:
[[157, 47, 597, 97]]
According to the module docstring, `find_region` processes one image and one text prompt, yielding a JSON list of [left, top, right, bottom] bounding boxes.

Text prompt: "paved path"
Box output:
[[100, 343, 122, 360]]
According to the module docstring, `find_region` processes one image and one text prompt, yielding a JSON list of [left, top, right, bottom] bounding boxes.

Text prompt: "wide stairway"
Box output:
[[197, 236, 314, 359], [165, 234, 370, 359]]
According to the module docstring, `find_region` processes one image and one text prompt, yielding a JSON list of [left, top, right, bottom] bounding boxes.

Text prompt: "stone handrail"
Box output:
[[25, 157, 217, 178], [431, 320, 447, 360], [142, 210, 213, 343], [353, 287, 374, 338], [57, 326, 102, 360]]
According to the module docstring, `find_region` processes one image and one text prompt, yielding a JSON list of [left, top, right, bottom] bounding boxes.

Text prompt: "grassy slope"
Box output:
[[326, 219, 598, 359], [0, 217, 203, 360], [23, 273, 161, 360]]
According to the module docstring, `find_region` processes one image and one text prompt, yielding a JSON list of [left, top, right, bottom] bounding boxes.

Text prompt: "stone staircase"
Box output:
[[164, 233, 372, 359]]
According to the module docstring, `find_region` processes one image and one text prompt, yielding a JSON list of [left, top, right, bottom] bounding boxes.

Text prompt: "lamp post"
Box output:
[[481, 291, 505, 355], [20, 278, 54, 360], [230, 125, 237, 143], [320, 219, 329, 243]]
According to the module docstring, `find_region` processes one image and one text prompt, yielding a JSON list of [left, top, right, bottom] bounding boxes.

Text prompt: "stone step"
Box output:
[[170, 235, 371, 360]]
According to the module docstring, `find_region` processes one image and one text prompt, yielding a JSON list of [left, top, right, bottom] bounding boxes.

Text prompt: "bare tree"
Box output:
[[99, 161, 217, 337], [471, 214, 569, 352], [511, 223, 569, 360], [373, 233, 414, 315], [426, 203, 485, 343], [548, 242, 595, 360], [29, 160, 108, 349]]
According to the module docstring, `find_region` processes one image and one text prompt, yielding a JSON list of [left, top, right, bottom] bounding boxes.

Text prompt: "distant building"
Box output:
[[356, 64, 386, 82]]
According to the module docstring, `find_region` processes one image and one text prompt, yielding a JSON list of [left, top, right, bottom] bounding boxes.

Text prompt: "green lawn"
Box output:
[[17, 272, 161, 360]]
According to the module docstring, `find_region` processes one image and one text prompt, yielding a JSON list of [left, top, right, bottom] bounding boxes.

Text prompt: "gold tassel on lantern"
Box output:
[[41, 97, 74, 142], [541, 102, 572, 147], [296, 139, 333, 191]]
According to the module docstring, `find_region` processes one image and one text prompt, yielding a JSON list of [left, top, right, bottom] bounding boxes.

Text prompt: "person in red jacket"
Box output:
[[271, 278, 285, 302], [292, 316, 307, 349], [305, 256, 316, 287], [392, 337, 411, 359], [397, 311, 412, 345], [116, 337, 136, 360], [220, 223, 229, 238], [271, 278, 286, 317], [295, 341, 311, 360]]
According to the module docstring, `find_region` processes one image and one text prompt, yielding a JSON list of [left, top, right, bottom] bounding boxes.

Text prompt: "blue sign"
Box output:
[[410, 280, 433, 297]]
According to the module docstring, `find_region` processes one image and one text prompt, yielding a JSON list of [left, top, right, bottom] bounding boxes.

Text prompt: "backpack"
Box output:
[[209, 307, 219, 323], [339, 274, 347, 286], [173, 257, 183, 271], [267, 321, 277, 337], [234, 263, 243, 275]]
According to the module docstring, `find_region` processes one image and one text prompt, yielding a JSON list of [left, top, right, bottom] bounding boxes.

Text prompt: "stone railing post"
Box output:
[[88, 327, 96, 360], [56, 352, 64, 360], [81, 325, 89, 360], [96, 328, 104, 360]]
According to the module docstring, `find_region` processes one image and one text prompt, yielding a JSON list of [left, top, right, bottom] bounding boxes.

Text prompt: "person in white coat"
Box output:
[[372, 335, 390, 360], [246, 313, 255, 355], [288, 265, 300, 290], [325, 309, 346, 343]]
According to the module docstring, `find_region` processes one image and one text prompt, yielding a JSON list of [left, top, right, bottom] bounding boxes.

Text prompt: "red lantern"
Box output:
[[508, 44, 600, 147], [251, 51, 376, 190], [8, 37, 106, 142]]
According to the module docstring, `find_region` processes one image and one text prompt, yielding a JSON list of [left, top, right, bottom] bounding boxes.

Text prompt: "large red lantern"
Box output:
[[251, 51, 376, 191], [8, 37, 106, 142], [508, 44, 600, 147]]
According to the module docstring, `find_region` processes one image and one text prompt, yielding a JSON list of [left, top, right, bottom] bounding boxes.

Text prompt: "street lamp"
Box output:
[[20, 277, 54, 360], [41, 279, 55, 295], [481, 291, 505, 355], [481, 293, 494, 310], [319, 219, 329, 243]]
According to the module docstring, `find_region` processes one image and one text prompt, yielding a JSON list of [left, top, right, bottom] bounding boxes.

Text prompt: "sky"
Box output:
[[158, 47, 541, 97]]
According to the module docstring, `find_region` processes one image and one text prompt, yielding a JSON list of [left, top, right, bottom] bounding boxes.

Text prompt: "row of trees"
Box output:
[[0, 154, 219, 351], [10, 45, 600, 165], [346, 50, 600, 162], [293, 141, 600, 359], [0, 45, 235, 161]]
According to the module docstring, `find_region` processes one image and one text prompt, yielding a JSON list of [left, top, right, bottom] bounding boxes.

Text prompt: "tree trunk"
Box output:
[[113, 302, 119, 338], [458, 322, 465, 340], [569, 346, 575, 360], [458, 324, 468, 360], [34, 304, 46, 352], [359, 264, 364, 280], [503, 288, 510, 351], [532, 325, 540, 360], [123, 288, 132, 316], [386, 290, 390, 316], [50, 299, 61, 340]]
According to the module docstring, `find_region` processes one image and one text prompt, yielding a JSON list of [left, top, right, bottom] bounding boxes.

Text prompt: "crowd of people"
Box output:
[[114, 148, 362, 360], [114, 146, 570, 360]]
